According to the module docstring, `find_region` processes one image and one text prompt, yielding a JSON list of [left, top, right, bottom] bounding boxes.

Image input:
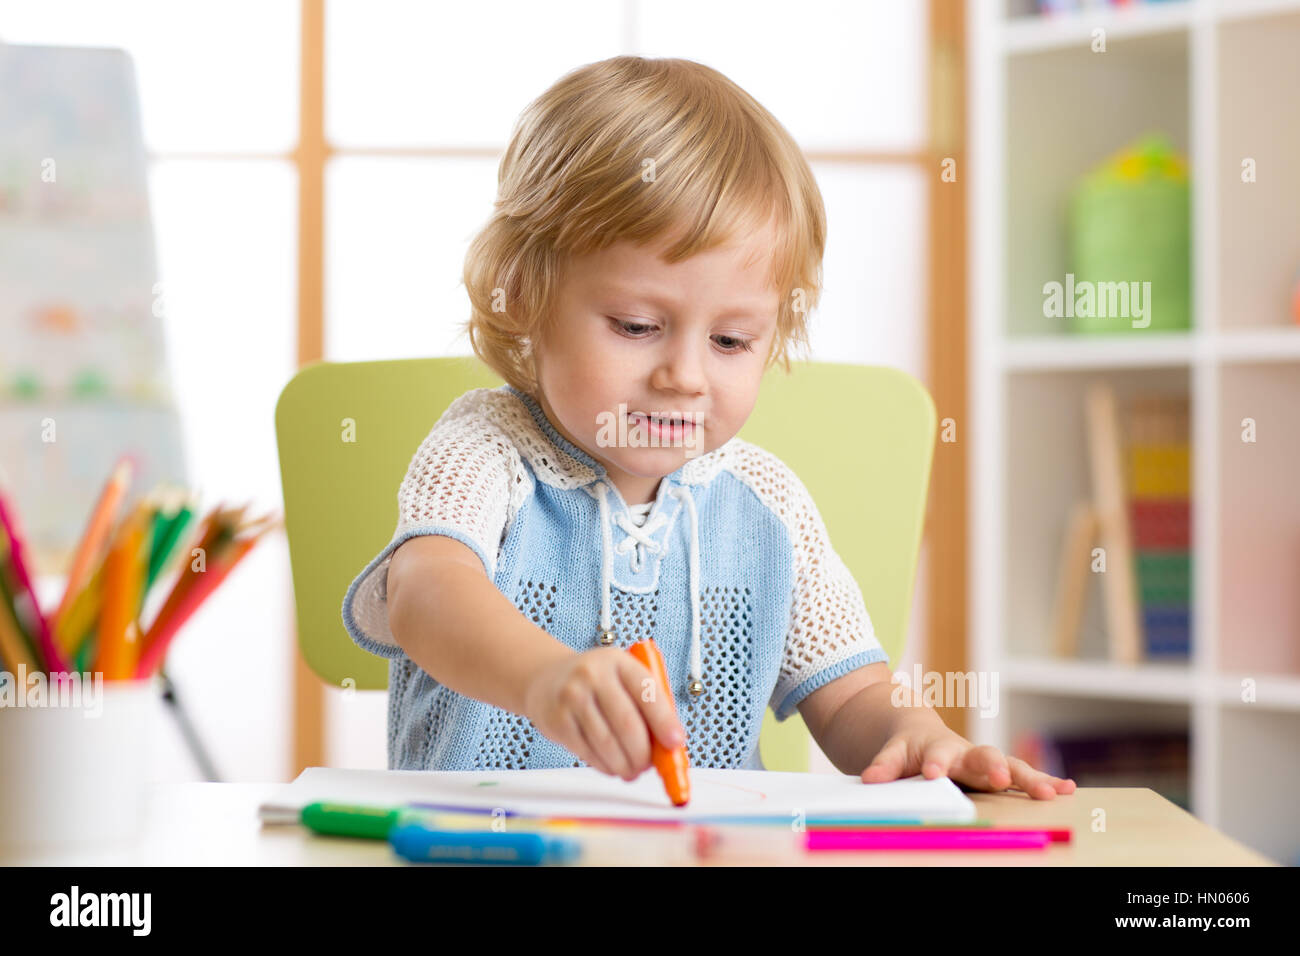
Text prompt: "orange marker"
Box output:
[[627, 638, 691, 807]]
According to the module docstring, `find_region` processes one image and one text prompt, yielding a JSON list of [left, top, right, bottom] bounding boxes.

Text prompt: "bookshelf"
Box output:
[[970, 0, 1300, 864]]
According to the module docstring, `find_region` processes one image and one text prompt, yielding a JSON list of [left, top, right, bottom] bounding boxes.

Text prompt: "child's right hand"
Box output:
[[522, 647, 687, 781]]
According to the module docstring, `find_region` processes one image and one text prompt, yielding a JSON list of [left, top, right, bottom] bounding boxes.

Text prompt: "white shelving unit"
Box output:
[[969, 0, 1300, 865]]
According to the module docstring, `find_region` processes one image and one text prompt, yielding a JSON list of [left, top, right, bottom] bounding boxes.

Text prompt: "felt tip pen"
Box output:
[[294, 803, 685, 861], [406, 810, 581, 833], [693, 824, 807, 861], [416, 812, 703, 864], [299, 801, 427, 839], [627, 638, 691, 806], [388, 820, 583, 865], [806, 829, 1053, 851]]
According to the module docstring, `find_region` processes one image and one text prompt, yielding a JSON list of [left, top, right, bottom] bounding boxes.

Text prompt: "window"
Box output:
[[1, 0, 936, 776]]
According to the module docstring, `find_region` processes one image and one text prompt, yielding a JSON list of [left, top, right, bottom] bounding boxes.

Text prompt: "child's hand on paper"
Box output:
[[862, 724, 1076, 800], [523, 647, 687, 782]]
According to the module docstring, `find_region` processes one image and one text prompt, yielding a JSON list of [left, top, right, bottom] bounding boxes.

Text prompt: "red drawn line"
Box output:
[[707, 780, 768, 801]]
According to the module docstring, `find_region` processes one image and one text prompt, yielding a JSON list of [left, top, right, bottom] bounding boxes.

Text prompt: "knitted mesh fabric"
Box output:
[[693, 440, 880, 714], [342, 385, 885, 770]]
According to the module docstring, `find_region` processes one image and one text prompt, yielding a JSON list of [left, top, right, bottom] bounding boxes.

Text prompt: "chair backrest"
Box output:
[[276, 357, 935, 772]]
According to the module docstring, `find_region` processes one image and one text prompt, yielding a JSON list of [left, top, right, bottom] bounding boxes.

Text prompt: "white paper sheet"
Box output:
[[259, 766, 977, 824]]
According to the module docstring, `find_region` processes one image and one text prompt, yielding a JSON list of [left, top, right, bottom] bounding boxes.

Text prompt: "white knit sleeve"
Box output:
[[342, 392, 526, 659], [768, 463, 888, 722]]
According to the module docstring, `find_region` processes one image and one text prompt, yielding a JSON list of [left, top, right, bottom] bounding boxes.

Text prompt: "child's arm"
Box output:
[[385, 533, 685, 778], [386, 534, 573, 716], [800, 665, 1076, 800], [799, 662, 903, 772]]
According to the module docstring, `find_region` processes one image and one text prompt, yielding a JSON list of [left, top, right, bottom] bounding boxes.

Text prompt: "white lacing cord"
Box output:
[[669, 485, 702, 689], [595, 483, 616, 634], [594, 481, 703, 697], [613, 511, 667, 572]]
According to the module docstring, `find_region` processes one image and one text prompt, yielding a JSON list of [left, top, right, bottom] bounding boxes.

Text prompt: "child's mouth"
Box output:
[[627, 411, 698, 441]]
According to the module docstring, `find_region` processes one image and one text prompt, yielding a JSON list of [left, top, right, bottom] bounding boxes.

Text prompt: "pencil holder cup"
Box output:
[[0, 675, 154, 855]]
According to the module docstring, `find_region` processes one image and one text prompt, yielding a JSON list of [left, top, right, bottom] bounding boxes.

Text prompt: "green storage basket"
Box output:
[[1068, 135, 1191, 333]]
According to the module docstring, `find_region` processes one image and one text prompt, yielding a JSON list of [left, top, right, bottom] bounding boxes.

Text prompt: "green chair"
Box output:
[[276, 356, 936, 772]]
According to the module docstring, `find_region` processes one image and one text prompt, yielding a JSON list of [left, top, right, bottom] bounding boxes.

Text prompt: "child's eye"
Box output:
[[714, 334, 755, 354], [610, 317, 753, 354], [611, 318, 656, 337]]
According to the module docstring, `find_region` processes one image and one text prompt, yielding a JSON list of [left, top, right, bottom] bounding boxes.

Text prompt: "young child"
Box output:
[[343, 55, 1074, 800]]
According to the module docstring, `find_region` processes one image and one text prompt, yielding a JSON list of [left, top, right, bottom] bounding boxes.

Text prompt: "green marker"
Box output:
[[300, 802, 425, 840]]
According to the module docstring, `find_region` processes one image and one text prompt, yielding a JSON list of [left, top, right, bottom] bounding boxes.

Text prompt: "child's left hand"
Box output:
[[861, 726, 1076, 800]]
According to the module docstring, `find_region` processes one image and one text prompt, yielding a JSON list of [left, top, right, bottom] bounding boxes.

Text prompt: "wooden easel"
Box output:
[[1051, 384, 1143, 663]]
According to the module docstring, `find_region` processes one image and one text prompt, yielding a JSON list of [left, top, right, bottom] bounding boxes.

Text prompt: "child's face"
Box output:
[[531, 221, 781, 505]]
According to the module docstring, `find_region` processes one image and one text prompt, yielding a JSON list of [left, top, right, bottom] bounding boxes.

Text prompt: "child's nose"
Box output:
[[651, 342, 707, 396]]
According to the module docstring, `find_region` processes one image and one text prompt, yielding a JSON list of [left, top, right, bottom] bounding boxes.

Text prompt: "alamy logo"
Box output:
[[0, 666, 103, 717], [1042, 273, 1152, 328], [891, 664, 1000, 718], [595, 403, 704, 457], [50, 886, 151, 936]]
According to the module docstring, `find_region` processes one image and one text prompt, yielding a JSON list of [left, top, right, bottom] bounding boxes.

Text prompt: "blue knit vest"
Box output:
[[343, 384, 886, 771]]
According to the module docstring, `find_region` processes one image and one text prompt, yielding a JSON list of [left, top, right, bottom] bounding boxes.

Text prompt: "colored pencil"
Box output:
[[135, 530, 254, 676], [0, 578, 39, 672], [146, 492, 194, 591], [0, 461, 276, 683], [0, 479, 68, 674], [94, 504, 149, 680], [0, 526, 42, 667], [73, 625, 96, 673], [61, 492, 202, 662], [56, 563, 104, 657], [134, 524, 265, 678], [120, 505, 151, 676], [52, 456, 132, 629], [147, 493, 170, 575], [141, 509, 222, 629], [139, 509, 223, 633], [136, 493, 162, 618]]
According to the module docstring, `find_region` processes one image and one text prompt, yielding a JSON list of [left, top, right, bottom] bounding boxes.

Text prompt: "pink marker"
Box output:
[[806, 830, 1052, 851]]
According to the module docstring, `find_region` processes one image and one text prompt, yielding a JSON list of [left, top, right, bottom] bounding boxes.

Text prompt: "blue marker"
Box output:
[[389, 821, 583, 866]]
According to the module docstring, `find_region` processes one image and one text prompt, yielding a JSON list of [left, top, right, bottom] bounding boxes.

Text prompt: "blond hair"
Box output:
[[461, 55, 826, 395]]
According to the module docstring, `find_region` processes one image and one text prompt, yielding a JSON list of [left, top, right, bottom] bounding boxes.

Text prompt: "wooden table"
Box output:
[[0, 782, 1277, 866]]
